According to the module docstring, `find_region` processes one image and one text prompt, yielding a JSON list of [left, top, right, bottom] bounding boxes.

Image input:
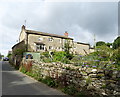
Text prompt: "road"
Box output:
[[1, 61, 68, 96]]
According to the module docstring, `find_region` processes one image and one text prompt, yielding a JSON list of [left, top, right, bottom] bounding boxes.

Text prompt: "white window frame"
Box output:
[[48, 37, 53, 42], [38, 37, 43, 41], [36, 44, 45, 51], [49, 46, 53, 50]]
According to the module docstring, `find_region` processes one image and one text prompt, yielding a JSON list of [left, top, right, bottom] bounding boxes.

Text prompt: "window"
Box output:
[[48, 37, 53, 41], [60, 39, 62, 43], [36, 44, 45, 51], [58, 47, 61, 49], [49, 46, 53, 50], [38, 37, 43, 41]]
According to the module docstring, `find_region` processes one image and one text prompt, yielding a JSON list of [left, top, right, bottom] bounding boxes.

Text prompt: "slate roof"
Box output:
[[26, 30, 73, 40]]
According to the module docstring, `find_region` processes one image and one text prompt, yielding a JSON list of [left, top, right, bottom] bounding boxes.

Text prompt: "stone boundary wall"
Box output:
[[22, 59, 120, 96]]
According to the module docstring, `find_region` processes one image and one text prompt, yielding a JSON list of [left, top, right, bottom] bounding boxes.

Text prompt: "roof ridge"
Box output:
[[26, 29, 73, 39]]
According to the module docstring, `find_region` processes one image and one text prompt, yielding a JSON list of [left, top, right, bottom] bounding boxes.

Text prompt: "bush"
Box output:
[[113, 36, 120, 49], [96, 41, 106, 46], [62, 85, 78, 95], [41, 77, 58, 87], [95, 45, 113, 61], [53, 51, 66, 62], [41, 51, 72, 64], [112, 47, 120, 64], [20, 66, 27, 73], [42, 51, 50, 58]]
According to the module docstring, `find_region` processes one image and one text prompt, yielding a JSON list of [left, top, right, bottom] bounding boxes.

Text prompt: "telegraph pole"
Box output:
[[25, 20, 26, 27], [94, 33, 96, 51]]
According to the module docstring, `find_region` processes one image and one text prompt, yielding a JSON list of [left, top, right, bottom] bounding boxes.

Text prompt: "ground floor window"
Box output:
[[49, 46, 53, 50], [36, 44, 45, 51]]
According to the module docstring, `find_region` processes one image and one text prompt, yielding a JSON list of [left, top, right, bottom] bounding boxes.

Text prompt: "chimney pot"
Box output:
[[64, 31, 68, 37]]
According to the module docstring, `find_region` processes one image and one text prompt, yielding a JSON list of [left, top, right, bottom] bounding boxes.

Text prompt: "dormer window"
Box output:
[[48, 37, 53, 42]]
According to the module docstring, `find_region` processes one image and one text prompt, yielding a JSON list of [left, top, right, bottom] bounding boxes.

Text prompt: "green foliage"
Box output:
[[62, 85, 77, 95], [13, 45, 27, 55], [53, 51, 66, 62], [86, 77, 92, 85], [64, 39, 73, 60], [52, 51, 71, 64], [40, 51, 52, 63], [113, 36, 120, 49], [112, 47, 120, 64], [75, 92, 87, 97], [96, 45, 113, 61], [42, 77, 58, 87], [96, 41, 106, 46], [42, 57, 52, 63], [106, 42, 112, 48], [7, 53, 12, 58], [41, 51, 72, 64], [42, 51, 50, 58], [14, 44, 27, 55], [20, 66, 27, 73], [101, 84, 107, 89]]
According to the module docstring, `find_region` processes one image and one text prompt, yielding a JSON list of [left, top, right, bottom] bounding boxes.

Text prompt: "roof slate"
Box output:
[[26, 30, 73, 40]]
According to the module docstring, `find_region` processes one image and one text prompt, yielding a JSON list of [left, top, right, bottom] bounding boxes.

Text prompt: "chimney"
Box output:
[[22, 25, 25, 31], [64, 31, 68, 37]]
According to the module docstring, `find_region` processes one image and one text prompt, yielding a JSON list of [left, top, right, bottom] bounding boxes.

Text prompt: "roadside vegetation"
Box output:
[[39, 36, 120, 71], [10, 36, 120, 96]]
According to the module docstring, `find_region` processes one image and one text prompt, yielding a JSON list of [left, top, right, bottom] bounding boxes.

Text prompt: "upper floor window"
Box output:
[[38, 37, 43, 41], [48, 37, 53, 42]]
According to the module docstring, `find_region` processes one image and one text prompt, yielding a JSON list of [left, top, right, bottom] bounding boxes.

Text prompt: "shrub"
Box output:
[[96, 41, 106, 46], [20, 66, 27, 73], [42, 51, 50, 58], [112, 47, 120, 64], [62, 85, 78, 95], [53, 51, 66, 62], [113, 36, 120, 49], [95, 45, 113, 61], [42, 77, 58, 87], [86, 77, 92, 85]]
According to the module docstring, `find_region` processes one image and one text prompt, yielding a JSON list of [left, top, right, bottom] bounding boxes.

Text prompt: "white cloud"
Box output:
[[0, 1, 118, 55]]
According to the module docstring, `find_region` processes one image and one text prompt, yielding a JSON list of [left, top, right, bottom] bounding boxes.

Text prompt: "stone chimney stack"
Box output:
[[64, 31, 68, 37], [22, 25, 25, 31]]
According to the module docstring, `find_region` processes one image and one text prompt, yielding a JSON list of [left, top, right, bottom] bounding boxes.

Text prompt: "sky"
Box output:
[[0, 0, 119, 56]]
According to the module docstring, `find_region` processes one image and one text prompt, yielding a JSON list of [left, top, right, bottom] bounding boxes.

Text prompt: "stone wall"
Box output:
[[22, 59, 120, 96], [11, 41, 26, 66]]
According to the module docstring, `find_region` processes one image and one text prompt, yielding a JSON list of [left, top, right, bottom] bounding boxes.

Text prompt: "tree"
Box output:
[[96, 41, 106, 46], [64, 39, 73, 59], [95, 45, 113, 61], [106, 42, 112, 48], [113, 36, 120, 49]]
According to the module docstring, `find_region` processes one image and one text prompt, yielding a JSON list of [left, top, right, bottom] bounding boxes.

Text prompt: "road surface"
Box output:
[[1, 61, 68, 96]]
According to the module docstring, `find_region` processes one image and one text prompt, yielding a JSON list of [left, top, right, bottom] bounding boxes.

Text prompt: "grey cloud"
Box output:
[[0, 1, 118, 55]]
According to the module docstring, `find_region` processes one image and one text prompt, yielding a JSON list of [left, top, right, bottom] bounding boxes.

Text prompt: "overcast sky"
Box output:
[[0, 0, 118, 56]]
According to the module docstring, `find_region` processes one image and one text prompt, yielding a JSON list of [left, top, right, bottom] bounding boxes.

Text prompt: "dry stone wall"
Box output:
[[22, 59, 120, 96]]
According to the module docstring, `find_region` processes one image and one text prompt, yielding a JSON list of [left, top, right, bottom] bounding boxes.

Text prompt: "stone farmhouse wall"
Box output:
[[27, 34, 73, 52], [22, 59, 120, 96]]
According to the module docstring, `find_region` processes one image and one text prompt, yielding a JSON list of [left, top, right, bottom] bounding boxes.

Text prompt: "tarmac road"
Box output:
[[1, 61, 68, 96]]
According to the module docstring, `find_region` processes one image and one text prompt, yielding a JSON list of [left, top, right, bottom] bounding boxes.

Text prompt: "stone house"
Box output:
[[73, 42, 90, 55], [12, 25, 93, 56]]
